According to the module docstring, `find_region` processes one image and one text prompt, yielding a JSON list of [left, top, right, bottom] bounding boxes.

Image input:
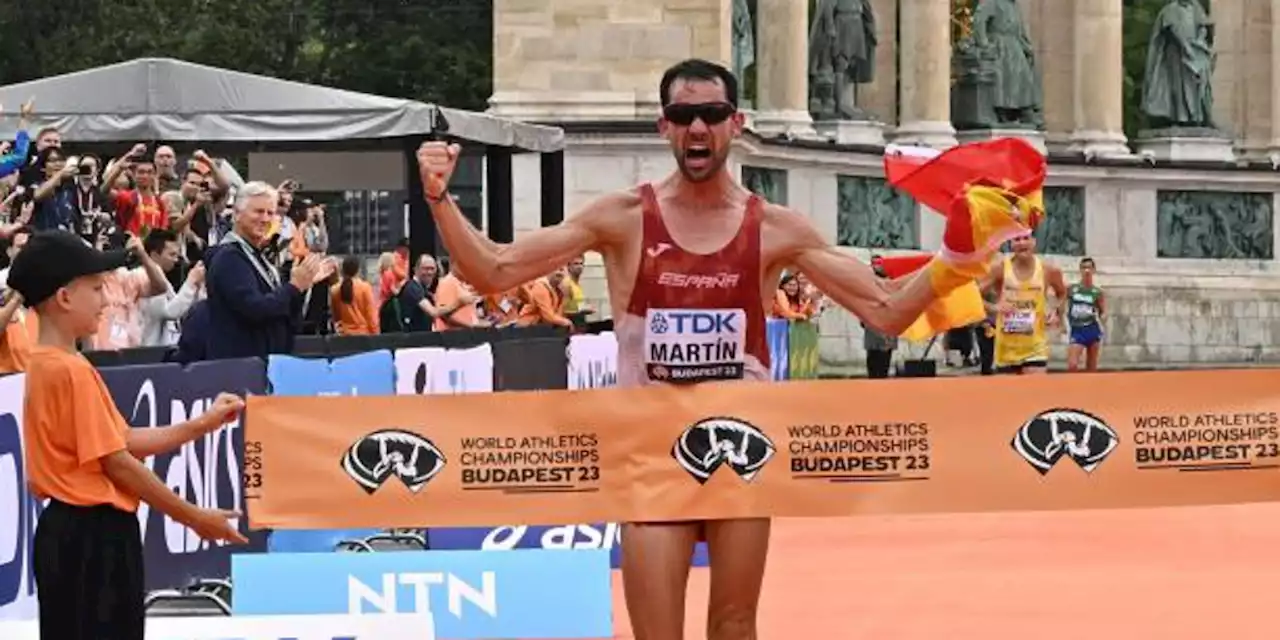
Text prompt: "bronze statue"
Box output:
[[808, 0, 877, 121], [1141, 0, 1216, 129], [731, 0, 755, 91], [953, 0, 1042, 128]]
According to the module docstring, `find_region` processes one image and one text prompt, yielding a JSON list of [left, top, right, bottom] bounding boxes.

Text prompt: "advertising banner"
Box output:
[[426, 522, 711, 568], [767, 318, 790, 381], [99, 359, 269, 590], [428, 332, 708, 567], [393, 345, 494, 395], [264, 352, 396, 553], [232, 549, 612, 639], [247, 370, 1280, 529], [0, 374, 34, 621], [788, 320, 820, 379], [492, 338, 568, 391], [267, 351, 395, 397], [566, 332, 618, 390], [0, 612, 435, 640]]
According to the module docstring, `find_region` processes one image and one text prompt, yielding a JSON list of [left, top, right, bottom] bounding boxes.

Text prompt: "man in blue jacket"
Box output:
[[203, 181, 333, 360]]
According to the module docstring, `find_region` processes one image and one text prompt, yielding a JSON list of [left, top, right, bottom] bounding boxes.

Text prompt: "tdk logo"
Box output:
[[664, 311, 739, 334]]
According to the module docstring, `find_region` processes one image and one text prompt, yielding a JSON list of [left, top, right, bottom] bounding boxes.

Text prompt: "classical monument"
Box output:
[[489, 0, 1280, 370]]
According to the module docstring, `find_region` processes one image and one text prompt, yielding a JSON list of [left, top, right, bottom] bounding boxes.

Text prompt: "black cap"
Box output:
[[8, 231, 130, 306]]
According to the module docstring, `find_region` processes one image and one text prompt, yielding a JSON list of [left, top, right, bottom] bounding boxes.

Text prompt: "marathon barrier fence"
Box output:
[[0, 319, 802, 621]]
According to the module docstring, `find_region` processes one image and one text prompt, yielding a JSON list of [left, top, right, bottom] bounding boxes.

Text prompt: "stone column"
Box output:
[[1023, 0, 1078, 153], [1210, 0, 1246, 145], [752, 0, 815, 138], [1270, 0, 1280, 158], [1068, 0, 1129, 157], [894, 0, 956, 148]]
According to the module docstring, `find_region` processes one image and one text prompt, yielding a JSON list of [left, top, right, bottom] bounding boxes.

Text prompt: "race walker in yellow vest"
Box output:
[[982, 231, 1066, 374]]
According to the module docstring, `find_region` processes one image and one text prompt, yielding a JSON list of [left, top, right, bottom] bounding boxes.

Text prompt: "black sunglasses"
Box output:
[[662, 102, 736, 126]]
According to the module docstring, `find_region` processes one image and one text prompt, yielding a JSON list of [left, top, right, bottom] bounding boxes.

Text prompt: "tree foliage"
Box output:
[[0, 0, 1179, 143], [0, 0, 494, 110]]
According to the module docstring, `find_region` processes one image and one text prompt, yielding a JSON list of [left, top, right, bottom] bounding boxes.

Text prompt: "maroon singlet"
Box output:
[[614, 183, 771, 388]]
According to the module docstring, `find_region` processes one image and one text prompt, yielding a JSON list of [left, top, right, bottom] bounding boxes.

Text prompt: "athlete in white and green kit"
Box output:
[[1066, 256, 1105, 372]]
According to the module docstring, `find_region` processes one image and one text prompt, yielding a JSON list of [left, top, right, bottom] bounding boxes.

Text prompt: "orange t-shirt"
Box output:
[[329, 278, 379, 335], [23, 345, 138, 513], [517, 278, 571, 328], [485, 290, 521, 326], [433, 274, 479, 331], [0, 309, 38, 374]]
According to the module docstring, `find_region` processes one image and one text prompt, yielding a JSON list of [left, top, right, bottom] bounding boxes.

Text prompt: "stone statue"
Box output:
[[952, 0, 1042, 129], [808, 0, 877, 121], [1141, 0, 1216, 130], [731, 0, 755, 90]]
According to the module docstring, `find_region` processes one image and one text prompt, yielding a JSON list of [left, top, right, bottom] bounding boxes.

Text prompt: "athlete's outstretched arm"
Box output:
[[426, 190, 605, 293], [776, 211, 943, 336], [417, 141, 609, 294]]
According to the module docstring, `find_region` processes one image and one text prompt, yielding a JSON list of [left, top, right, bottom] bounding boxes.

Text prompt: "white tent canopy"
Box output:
[[0, 58, 563, 152]]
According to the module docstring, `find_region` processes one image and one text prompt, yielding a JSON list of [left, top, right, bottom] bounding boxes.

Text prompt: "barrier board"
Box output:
[[99, 359, 271, 589], [232, 549, 612, 639], [247, 370, 1280, 529], [265, 352, 398, 553], [0, 374, 33, 621], [0, 612, 434, 640]]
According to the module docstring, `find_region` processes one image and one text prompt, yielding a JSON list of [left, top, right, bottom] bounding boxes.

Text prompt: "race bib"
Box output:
[[644, 308, 747, 383], [1069, 302, 1095, 323], [1001, 309, 1035, 335]]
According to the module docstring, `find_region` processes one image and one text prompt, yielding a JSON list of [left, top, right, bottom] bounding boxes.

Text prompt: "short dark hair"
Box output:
[[143, 228, 178, 255], [659, 58, 739, 107], [1080, 256, 1096, 268], [185, 167, 207, 181], [37, 147, 64, 164]]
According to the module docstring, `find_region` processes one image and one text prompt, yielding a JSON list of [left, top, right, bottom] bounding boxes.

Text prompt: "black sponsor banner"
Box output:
[[493, 337, 569, 391]]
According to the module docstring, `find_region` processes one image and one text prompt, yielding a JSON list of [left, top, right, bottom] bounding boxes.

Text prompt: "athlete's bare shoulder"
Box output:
[[758, 201, 825, 258], [567, 188, 644, 246]]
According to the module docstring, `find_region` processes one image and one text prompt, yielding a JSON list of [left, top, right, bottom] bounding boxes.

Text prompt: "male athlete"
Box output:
[[983, 230, 1067, 374], [1065, 256, 1105, 372], [417, 59, 1038, 640]]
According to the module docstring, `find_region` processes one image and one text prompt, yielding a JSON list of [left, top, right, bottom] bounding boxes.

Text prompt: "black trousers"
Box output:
[[34, 500, 145, 640], [976, 326, 996, 375], [866, 349, 893, 379]]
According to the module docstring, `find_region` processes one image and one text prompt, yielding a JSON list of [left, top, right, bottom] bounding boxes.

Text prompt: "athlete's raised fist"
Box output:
[[417, 141, 460, 200]]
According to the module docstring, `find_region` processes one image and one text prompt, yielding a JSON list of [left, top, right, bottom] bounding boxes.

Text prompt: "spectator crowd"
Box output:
[[0, 102, 602, 376], [0, 104, 1095, 381]]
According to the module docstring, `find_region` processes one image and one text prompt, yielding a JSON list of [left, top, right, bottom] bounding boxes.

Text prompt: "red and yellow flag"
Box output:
[[878, 138, 1047, 340], [873, 254, 986, 342]]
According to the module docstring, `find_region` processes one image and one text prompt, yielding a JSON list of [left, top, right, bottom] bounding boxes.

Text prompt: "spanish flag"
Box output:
[[880, 138, 1047, 341], [873, 253, 987, 342]]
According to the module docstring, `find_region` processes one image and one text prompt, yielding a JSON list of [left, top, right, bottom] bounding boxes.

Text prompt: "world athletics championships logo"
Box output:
[[340, 429, 447, 494], [671, 417, 776, 484], [1011, 408, 1119, 475]]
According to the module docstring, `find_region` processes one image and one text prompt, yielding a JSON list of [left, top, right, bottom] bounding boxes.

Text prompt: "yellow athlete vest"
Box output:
[[994, 256, 1050, 367], [562, 278, 585, 314]]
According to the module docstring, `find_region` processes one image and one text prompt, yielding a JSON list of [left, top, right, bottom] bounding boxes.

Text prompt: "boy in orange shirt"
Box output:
[[8, 230, 249, 640]]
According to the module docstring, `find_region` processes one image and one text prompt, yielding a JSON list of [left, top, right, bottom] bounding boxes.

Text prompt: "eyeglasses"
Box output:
[[662, 102, 736, 126]]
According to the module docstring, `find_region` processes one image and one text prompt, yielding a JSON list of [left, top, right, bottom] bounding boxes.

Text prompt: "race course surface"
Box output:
[[604, 505, 1280, 639]]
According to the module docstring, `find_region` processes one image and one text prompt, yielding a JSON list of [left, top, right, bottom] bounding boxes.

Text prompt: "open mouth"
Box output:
[[686, 146, 712, 159]]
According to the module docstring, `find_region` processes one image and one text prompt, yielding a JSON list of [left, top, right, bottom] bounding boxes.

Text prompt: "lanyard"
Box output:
[[222, 231, 281, 289]]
